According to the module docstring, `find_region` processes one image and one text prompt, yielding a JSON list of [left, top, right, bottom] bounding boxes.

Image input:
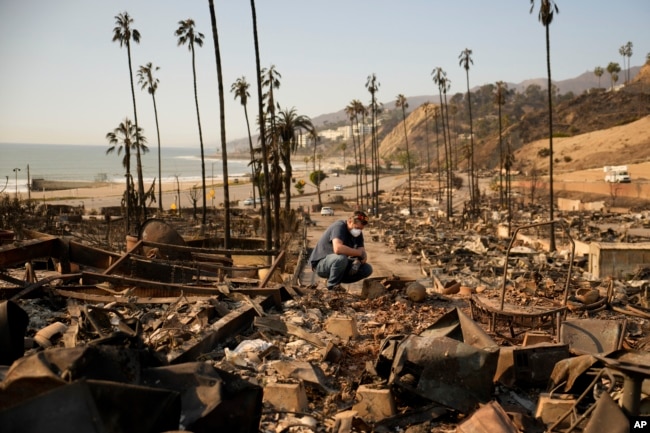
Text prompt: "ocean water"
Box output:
[[0, 143, 251, 193]]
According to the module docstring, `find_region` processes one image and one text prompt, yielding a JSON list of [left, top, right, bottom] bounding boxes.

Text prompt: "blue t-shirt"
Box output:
[[309, 219, 364, 265]]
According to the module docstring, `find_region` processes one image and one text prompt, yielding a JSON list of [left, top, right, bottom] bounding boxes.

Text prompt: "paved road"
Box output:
[[42, 172, 409, 214]]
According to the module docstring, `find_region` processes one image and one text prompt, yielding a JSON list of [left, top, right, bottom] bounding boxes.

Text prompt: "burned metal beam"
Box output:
[[52, 289, 219, 305], [80, 271, 223, 297], [143, 240, 278, 256], [0, 237, 60, 269], [170, 294, 277, 364]]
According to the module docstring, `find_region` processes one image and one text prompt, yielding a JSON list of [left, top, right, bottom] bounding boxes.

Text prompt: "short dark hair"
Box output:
[[352, 210, 369, 225]]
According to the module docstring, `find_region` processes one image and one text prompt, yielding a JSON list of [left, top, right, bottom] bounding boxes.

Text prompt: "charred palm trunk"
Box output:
[[250, 0, 273, 257], [545, 24, 556, 251], [127, 42, 147, 228], [208, 0, 231, 248]]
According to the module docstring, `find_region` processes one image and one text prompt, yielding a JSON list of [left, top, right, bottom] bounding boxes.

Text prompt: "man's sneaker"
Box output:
[[327, 284, 346, 292]]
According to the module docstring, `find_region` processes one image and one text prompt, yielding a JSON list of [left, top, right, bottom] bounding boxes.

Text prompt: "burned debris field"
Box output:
[[2, 183, 650, 433]]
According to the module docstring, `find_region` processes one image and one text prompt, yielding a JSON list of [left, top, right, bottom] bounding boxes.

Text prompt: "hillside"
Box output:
[[375, 62, 650, 175], [309, 66, 643, 132], [515, 115, 650, 180]]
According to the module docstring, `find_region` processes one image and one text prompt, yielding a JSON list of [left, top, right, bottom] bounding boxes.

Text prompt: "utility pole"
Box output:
[[27, 164, 31, 201], [12, 167, 20, 197]]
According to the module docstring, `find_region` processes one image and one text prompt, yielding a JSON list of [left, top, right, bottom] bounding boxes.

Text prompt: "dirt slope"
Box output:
[[376, 62, 650, 176], [515, 115, 650, 181]]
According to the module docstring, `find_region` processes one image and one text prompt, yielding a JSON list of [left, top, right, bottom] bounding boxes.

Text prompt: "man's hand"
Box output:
[[348, 259, 362, 276], [359, 250, 367, 263]]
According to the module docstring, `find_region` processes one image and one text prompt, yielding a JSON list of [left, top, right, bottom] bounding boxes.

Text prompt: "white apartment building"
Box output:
[[319, 123, 373, 142]]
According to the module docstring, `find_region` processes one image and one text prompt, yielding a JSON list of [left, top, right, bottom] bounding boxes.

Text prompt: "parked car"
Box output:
[[333, 184, 343, 191], [320, 207, 334, 216], [243, 197, 263, 206]]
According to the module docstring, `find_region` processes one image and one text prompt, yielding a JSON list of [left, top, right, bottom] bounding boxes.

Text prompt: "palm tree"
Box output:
[[106, 118, 148, 232], [231, 76, 259, 208], [432, 67, 453, 219], [345, 102, 360, 206], [530, 0, 559, 252], [308, 128, 323, 207], [594, 66, 604, 89], [442, 78, 454, 217], [339, 142, 347, 172], [175, 18, 207, 225], [433, 105, 443, 202], [619, 45, 627, 84], [273, 107, 313, 211], [207, 1, 231, 249], [106, 118, 143, 167], [422, 102, 432, 173], [365, 74, 380, 215], [625, 41, 634, 84], [395, 94, 412, 215], [353, 99, 367, 207], [619, 41, 633, 84], [495, 81, 508, 209], [137, 62, 163, 213], [504, 136, 514, 235], [310, 153, 327, 207], [261, 65, 282, 249], [607, 62, 622, 90], [249, 0, 272, 255], [459, 48, 477, 213], [112, 12, 146, 229]]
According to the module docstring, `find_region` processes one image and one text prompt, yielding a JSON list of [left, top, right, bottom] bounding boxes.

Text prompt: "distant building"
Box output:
[[320, 127, 347, 141], [319, 123, 374, 142]]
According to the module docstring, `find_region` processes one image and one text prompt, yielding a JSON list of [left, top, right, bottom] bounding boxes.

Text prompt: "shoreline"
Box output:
[[22, 166, 356, 213], [15, 155, 352, 212]]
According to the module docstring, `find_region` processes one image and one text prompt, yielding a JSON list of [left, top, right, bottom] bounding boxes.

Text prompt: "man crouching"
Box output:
[[309, 210, 373, 291]]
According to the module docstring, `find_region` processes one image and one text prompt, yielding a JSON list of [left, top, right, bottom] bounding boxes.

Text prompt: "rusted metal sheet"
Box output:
[[141, 362, 263, 433], [549, 354, 600, 394], [0, 300, 28, 365], [0, 379, 181, 433], [583, 392, 630, 433], [0, 343, 263, 432], [560, 318, 626, 355], [0, 345, 144, 409], [513, 343, 571, 386], [387, 308, 500, 414]]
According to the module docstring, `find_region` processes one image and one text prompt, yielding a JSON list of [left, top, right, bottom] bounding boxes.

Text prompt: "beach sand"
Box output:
[[28, 158, 355, 213]]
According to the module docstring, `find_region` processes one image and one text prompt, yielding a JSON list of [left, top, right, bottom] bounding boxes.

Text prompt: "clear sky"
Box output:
[[0, 1, 648, 148]]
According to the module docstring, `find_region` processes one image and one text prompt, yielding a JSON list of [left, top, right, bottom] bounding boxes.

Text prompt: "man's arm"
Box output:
[[332, 238, 366, 261]]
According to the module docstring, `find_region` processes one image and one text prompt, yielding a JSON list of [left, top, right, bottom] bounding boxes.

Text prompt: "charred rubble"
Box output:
[[2, 197, 650, 432]]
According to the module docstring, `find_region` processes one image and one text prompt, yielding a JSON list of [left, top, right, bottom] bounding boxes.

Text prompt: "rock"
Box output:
[[406, 282, 427, 302]]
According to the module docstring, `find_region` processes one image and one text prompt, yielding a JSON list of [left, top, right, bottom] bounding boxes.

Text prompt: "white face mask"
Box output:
[[350, 228, 362, 237]]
